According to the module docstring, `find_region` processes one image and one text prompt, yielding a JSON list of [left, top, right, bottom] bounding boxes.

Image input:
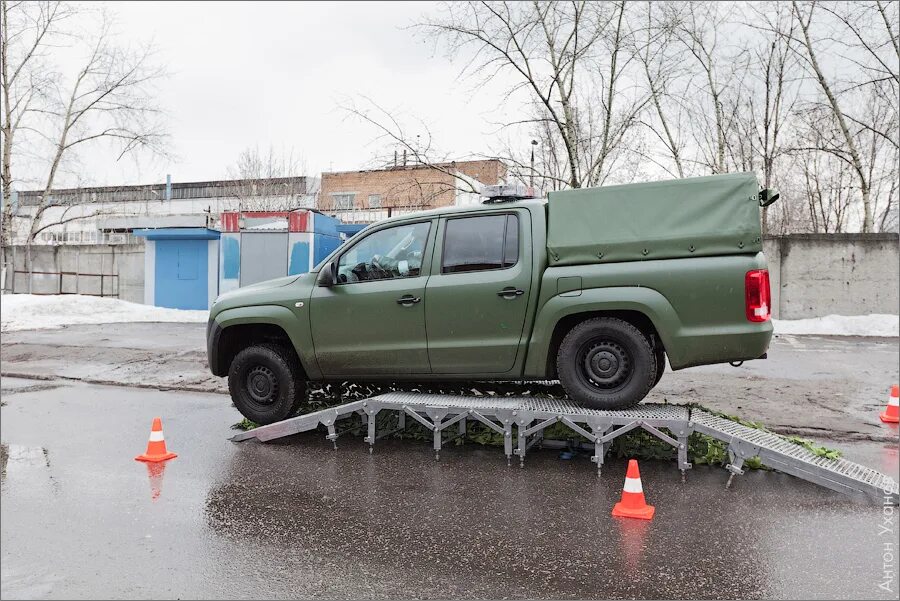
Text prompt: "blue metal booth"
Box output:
[[133, 227, 220, 310]]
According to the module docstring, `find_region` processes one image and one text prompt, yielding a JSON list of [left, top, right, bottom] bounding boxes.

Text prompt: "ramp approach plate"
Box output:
[[232, 392, 898, 505]]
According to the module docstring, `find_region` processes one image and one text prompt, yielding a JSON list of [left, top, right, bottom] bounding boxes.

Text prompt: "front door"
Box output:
[[310, 220, 434, 376], [425, 211, 532, 374]]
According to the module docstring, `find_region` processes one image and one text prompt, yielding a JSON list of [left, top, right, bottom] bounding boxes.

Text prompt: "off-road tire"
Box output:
[[556, 317, 657, 410], [228, 343, 306, 425]]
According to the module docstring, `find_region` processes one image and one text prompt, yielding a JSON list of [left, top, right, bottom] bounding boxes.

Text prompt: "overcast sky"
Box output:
[[71, 1, 520, 188]]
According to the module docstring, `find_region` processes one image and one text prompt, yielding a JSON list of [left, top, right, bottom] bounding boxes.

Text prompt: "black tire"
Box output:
[[653, 342, 666, 387], [556, 317, 657, 410], [228, 343, 306, 425]]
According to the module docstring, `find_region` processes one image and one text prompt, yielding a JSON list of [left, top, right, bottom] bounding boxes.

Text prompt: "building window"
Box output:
[[368, 194, 382, 208], [331, 193, 356, 210]]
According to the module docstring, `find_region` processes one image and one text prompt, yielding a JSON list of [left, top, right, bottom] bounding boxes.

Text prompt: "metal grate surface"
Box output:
[[520, 398, 690, 420], [369, 392, 523, 411], [692, 409, 899, 496], [369, 393, 690, 421]]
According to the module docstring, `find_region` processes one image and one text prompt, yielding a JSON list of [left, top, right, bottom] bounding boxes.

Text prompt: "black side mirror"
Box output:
[[317, 261, 337, 287], [759, 188, 780, 208]]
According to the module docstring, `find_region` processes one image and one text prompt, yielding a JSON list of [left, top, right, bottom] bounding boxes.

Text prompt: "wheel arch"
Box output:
[[209, 305, 314, 378], [544, 310, 664, 380], [523, 287, 682, 379]]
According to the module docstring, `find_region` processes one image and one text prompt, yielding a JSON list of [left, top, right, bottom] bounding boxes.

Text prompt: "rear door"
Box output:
[[425, 211, 532, 374]]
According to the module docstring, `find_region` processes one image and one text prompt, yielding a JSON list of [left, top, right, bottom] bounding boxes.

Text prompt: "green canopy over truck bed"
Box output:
[[545, 173, 763, 266]]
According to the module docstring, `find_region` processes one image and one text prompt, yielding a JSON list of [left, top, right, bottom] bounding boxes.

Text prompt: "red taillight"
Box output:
[[745, 269, 771, 322]]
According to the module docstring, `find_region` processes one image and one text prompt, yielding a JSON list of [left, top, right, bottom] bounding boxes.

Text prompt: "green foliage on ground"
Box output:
[[785, 435, 843, 460], [230, 382, 842, 468], [232, 418, 258, 431]]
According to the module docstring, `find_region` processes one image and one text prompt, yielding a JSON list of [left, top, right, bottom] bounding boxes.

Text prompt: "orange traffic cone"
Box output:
[[612, 459, 655, 520], [135, 417, 177, 463], [880, 385, 899, 424]]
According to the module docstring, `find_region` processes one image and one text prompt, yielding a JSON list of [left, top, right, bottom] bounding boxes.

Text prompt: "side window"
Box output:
[[442, 214, 519, 274], [337, 222, 430, 283]]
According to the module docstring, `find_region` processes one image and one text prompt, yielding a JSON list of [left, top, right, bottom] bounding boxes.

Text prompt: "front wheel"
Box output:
[[556, 317, 657, 410], [228, 343, 306, 425]]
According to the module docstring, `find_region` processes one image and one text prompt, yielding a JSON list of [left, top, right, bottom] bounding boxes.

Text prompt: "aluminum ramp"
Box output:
[[231, 392, 899, 505], [691, 408, 899, 504]]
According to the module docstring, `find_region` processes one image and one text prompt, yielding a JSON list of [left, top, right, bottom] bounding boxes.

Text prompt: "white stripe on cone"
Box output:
[[889, 394, 899, 407], [623, 477, 643, 494], [149, 431, 165, 442]]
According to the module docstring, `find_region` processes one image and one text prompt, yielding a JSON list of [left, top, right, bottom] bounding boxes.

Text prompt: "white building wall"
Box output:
[[9, 193, 318, 244], [207, 239, 219, 308], [143, 240, 156, 305]]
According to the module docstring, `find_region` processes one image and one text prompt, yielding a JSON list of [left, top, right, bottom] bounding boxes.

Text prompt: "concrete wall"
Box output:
[[764, 233, 899, 319], [4, 243, 145, 304]]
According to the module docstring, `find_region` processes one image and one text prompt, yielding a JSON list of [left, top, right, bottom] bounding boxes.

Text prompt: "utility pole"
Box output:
[[530, 139, 538, 188]]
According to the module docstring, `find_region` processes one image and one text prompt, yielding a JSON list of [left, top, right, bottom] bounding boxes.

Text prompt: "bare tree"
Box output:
[[798, 126, 855, 233], [631, 1, 690, 178], [26, 13, 167, 240], [789, 0, 877, 231], [672, 1, 747, 175], [0, 0, 72, 253], [339, 96, 489, 210], [226, 145, 311, 211], [731, 1, 803, 233], [420, 1, 648, 189], [1, 3, 169, 291]]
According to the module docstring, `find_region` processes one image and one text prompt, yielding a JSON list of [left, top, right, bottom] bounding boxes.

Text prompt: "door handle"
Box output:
[[497, 287, 525, 299], [396, 294, 421, 306]]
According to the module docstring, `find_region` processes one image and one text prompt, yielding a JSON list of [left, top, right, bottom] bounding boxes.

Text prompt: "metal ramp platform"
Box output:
[[231, 392, 899, 505]]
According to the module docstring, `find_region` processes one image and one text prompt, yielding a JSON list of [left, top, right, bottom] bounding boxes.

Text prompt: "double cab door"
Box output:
[[309, 209, 532, 377]]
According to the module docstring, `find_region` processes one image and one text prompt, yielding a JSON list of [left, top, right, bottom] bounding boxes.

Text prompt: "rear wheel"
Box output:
[[228, 343, 306, 425], [556, 317, 657, 410]]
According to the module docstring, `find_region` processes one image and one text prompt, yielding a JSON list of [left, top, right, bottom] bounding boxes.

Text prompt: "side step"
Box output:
[[231, 393, 898, 505]]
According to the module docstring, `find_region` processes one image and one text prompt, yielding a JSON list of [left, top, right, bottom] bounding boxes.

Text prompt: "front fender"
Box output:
[[523, 286, 683, 377], [213, 304, 321, 380]]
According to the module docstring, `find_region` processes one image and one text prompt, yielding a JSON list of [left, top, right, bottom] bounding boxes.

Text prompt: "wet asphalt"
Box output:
[[1, 377, 898, 599]]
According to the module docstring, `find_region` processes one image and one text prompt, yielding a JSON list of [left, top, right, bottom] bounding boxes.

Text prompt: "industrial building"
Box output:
[[1, 163, 505, 308], [319, 159, 507, 223]]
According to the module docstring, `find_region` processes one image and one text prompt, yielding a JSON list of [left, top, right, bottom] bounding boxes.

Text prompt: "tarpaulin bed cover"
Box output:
[[546, 172, 763, 266]]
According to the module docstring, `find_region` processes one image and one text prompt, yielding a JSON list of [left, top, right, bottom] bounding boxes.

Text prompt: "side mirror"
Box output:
[[317, 261, 337, 287], [759, 188, 780, 208]]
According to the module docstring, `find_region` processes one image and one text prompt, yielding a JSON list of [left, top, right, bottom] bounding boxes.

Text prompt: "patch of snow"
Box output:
[[1, 294, 208, 332], [774, 314, 899, 337]]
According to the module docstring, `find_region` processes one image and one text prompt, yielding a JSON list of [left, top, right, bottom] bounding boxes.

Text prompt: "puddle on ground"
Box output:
[[0, 443, 58, 494]]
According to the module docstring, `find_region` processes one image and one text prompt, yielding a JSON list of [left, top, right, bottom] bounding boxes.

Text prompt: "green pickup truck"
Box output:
[[208, 173, 774, 425]]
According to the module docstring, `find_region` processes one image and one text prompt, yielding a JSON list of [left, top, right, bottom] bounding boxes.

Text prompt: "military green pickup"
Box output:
[[208, 173, 775, 425]]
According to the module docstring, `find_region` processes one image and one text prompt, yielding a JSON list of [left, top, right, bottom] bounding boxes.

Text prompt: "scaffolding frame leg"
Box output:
[[363, 404, 380, 454], [725, 440, 760, 489]]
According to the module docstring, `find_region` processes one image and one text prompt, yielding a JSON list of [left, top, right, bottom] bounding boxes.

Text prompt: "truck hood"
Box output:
[[211, 272, 316, 314]]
